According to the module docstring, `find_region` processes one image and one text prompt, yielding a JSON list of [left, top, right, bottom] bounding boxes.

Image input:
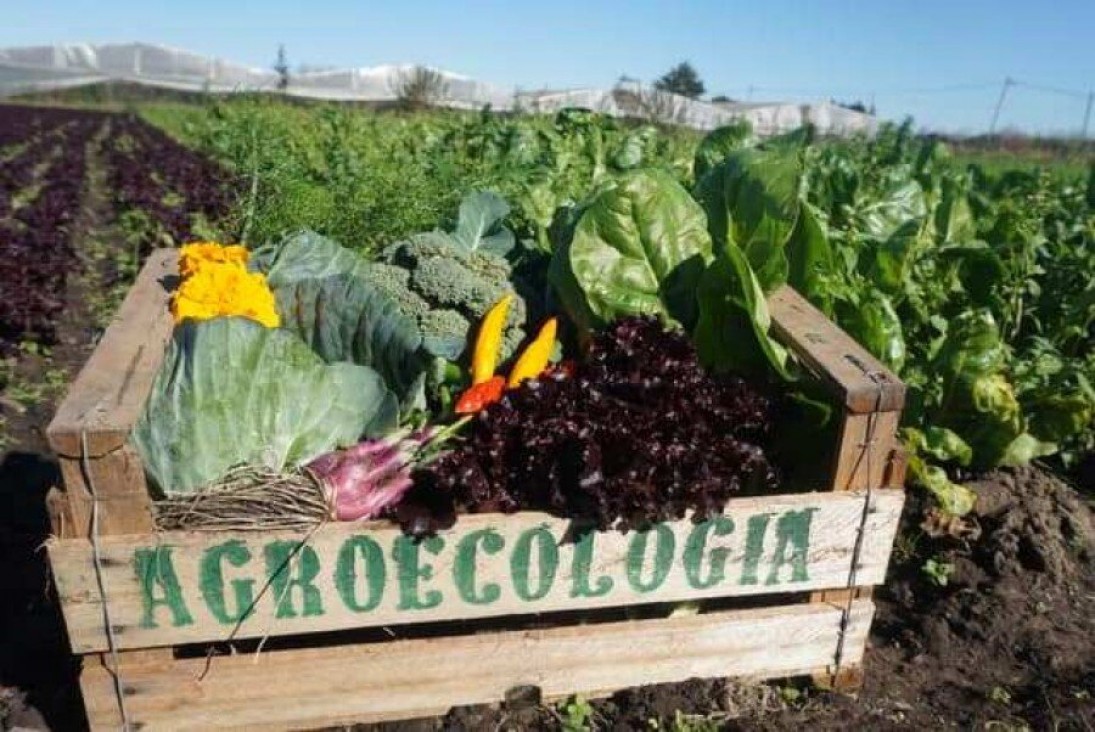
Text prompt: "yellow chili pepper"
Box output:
[[471, 294, 513, 385], [507, 317, 558, 388]]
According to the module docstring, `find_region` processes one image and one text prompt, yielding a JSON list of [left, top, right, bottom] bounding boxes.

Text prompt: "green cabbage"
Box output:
[[132, 317, 397, 495]]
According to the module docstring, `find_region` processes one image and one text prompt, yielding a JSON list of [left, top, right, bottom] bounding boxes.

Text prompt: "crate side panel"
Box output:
[[48, 248, 177, 458], [768, 285, 905, 414], [51, 490, 902, 653], [81, 599, 874, 731]]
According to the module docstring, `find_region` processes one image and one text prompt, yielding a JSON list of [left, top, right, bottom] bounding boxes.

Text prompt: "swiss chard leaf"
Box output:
[[856, 179, 927, 242], [693, 122, 753, 181], [866, 219, 922, 297], [933, 173, 976, 244], [931, 310, 1049, 468], [694, 144, 804, 292], [838, 288, 906, 372], [693, 243, 792, 380], [549, 169, 713, 330], [906, 452, 977, 516], [785, 203, 835, 313]]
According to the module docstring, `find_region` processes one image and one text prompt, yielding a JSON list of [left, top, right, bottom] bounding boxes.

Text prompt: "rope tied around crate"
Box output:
[[830, 358, 889, 682], [80, 429, 133, 731]]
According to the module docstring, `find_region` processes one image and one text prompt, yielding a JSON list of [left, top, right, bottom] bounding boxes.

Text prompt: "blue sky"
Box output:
[[6, 0, 1094, 134]]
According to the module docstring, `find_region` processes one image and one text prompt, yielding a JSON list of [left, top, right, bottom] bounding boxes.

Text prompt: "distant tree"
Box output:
[[711, 94, 734, 103], [274, 44, 290, 91], [391, 65, 449, 110], [654, 62, 706, 100]]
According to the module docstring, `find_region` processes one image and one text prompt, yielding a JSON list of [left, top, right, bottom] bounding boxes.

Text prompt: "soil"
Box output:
[[1, 118, 133, 731], [2, 123, 1093, 731]]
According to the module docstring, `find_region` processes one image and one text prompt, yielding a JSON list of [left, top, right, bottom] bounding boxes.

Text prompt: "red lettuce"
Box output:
[[400, 316, 779, 535]]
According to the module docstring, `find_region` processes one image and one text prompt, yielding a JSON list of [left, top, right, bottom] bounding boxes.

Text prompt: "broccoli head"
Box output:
[[411, 257, 502, 314], [365, 262, 432, 317], [418, 309, 471, 361], [369, 232, 528, 363]]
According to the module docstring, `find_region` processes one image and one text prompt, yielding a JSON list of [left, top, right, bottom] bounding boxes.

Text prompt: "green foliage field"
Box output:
[[143, 100, 699, 256], [144, 98, 1093, 511]]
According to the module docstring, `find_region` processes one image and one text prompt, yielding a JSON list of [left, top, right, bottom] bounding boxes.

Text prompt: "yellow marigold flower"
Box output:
[[179, 242, 250, 277], [171, 263, 280, 328]]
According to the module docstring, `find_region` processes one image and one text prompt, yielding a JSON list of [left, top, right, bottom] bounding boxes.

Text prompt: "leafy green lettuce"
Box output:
[[928, 309, 1055, 468]]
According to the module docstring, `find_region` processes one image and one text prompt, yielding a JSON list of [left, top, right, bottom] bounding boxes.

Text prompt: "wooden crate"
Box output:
[[45, 249, 908, 731]]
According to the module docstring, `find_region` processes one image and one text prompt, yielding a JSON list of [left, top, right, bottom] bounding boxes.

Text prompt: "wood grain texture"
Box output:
[[768, 285, 905, 414], [50, 490, 903, 654], [44, 249, 180, 714], [80, 599, 875, 731], [810, 409, 905, 691], [830, 410, 903, 493], [47, 248, 177, 458]]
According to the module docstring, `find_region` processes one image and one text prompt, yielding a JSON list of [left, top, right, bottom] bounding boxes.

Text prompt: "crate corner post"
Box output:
[[45, 248, 179, 730], [768, 284, 908, 693]]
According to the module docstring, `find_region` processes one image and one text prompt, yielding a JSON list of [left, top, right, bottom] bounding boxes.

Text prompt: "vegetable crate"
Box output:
[[45, 250, 908, 731]]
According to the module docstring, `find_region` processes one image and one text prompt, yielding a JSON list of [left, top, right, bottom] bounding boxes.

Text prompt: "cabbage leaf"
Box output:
[[132, 317, 397, 495]]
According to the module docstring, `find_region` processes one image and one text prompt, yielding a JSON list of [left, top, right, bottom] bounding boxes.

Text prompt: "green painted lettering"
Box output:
[[740, 513, 773, 585], [393, 536, 444, 610], [264, 541, 323, 619], [570, 530, 613, 598], [454, 529, 504, 605], [134, 546, 194, 629], [199, 540, 255, 624], [626, 524, 675, 593], [683, 517, 735, 589], [766, 508, 817, 585], [334, 535, 386, 613], [511, 526, 558, 601]]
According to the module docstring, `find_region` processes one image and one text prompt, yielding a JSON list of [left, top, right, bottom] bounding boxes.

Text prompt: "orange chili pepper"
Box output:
[[454, 375, 506, 415]]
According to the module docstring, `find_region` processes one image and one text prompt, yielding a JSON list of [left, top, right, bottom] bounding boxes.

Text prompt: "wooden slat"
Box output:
[[811, 411, 905, 620], [50, 490, 904, 654], [80, 599, 875, 731], [830, 410, 903, 493], [45, 249, 180, 708], [47, 248, 177, 458], [55, 443, 157, 538], [810, 411, 905, 691], [768, 285, 905, 414]]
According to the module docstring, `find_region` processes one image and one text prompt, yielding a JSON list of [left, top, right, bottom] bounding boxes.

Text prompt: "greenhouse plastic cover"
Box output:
[[0, 43, 876, 136]]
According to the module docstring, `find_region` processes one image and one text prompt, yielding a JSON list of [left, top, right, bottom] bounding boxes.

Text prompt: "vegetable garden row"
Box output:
[[0, 104, 238, 354]]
